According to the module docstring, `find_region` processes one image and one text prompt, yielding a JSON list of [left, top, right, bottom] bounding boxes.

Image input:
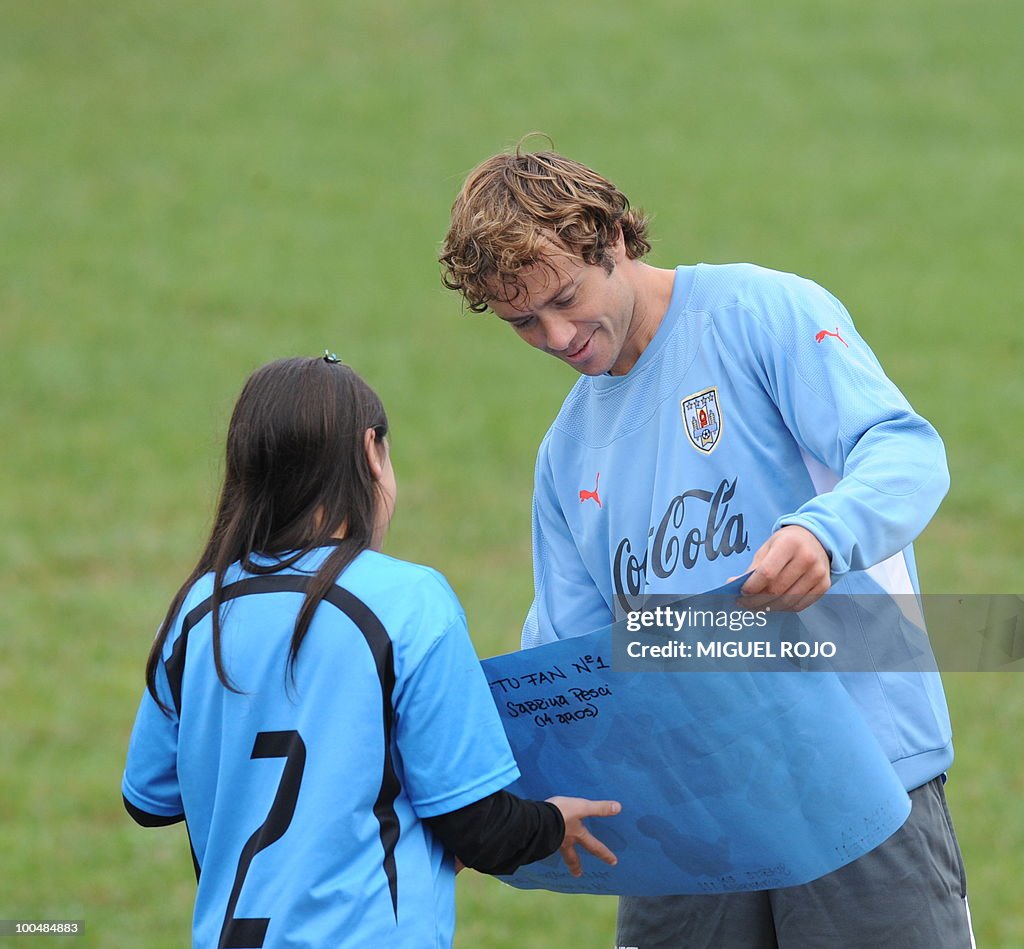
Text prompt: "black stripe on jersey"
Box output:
[[165, 622, 188, 715], [165, 575, 402, 920], [323, 585, 401, 921], [123, 795, 185, 827], [186, 820, 201, 883]]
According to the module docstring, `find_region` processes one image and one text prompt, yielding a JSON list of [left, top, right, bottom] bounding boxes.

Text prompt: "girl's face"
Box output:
[[369, 431, 397, 551]]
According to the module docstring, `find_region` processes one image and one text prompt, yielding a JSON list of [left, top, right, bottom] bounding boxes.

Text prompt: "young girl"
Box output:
[[122, 354, 619, 948]]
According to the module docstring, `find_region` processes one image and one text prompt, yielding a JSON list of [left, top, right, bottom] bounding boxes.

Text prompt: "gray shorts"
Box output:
[[616, 776, 975, 949]]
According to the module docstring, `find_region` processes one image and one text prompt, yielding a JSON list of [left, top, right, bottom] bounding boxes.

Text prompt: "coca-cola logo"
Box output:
[[613, 477, 749, 612]]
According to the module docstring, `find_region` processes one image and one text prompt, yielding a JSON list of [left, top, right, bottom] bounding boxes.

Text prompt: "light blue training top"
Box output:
[[523, 263, 953, 791]]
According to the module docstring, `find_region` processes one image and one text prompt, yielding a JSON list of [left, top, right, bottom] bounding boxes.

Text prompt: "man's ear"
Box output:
[[364, 427, 384, 480]]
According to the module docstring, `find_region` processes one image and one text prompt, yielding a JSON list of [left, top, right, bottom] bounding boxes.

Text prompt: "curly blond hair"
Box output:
[[439, 145, 651, 312]]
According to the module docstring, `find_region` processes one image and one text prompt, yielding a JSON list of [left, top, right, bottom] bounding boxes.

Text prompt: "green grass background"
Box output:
[[2, 0, 1021, 945]]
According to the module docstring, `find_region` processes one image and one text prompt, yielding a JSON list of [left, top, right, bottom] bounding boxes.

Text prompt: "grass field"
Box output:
[[2, 1, 1021, 945]]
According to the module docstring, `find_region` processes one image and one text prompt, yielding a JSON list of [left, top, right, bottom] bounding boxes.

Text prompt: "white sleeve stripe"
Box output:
[[798, 448, 926, 628]]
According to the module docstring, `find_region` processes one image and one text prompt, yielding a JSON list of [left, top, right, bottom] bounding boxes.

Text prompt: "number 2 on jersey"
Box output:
[[219, 730, 306, 949]]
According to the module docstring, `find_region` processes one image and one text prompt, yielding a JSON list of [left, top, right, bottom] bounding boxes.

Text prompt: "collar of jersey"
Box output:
[[243, 541, 347, 573]]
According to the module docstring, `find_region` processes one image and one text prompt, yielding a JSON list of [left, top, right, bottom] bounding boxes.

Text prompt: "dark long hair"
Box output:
[[145, 356, 389, 713]]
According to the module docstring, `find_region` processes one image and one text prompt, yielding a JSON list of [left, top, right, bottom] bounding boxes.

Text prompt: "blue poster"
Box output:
[[480, 580, 910, 896]]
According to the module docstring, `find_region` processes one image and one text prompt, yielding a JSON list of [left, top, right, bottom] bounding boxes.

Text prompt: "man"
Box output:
[[440, 146, 973, 948]]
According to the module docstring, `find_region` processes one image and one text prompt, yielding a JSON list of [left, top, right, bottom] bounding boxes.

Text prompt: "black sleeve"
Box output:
[[425, 790, 564, 876], [123, 794, 185, 828]]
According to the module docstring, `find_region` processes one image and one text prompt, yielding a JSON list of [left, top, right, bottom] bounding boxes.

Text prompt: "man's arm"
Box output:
[[730, 273, 949, 607], [522, 433, 614, 646]]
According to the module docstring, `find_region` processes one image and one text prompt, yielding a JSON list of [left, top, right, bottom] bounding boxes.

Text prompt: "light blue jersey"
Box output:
[[523, 263, 953, 791], [124, 547, 519, 948]]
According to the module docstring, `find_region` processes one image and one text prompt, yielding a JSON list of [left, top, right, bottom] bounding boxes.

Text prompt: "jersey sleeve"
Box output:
[[122, 653, 184, 821], [521, 434, 615, 648], [394, 609, 520, 819], [725, 273, 950, 575]]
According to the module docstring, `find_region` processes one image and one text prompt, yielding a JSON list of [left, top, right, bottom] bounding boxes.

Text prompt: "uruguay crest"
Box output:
[[681, 386, 723, 454]]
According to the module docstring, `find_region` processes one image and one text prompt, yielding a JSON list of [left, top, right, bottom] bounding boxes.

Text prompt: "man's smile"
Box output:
[[561, 332, 597, 364]]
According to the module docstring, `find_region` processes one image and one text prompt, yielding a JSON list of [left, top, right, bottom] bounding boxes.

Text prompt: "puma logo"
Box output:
[[579, 473, 602, 507], [814, 327, 849, 347]]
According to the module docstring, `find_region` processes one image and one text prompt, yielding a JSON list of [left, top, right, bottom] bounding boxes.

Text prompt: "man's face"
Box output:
[[487, 236, 641, 376]]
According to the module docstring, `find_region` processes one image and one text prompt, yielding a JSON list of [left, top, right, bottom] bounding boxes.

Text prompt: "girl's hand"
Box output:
[[545, 796, 622, 877]]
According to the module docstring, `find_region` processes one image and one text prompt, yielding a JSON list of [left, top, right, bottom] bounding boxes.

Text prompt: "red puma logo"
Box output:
[[815, 327, 849, 347], [579, 473, 602, 507]]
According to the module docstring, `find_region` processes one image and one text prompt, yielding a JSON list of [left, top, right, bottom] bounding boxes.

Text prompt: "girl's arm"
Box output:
[[426, 791, 619, 876]]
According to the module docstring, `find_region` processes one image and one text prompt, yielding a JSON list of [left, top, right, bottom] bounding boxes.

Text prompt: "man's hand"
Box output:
[[735, 525, 830, 612], [546, 796, 621, 877]]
